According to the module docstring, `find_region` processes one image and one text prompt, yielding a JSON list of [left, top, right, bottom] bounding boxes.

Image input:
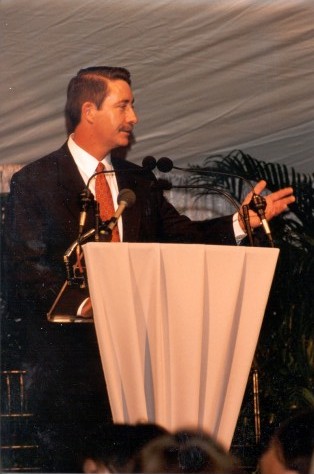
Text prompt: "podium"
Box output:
[[83, 242, 279, 449]]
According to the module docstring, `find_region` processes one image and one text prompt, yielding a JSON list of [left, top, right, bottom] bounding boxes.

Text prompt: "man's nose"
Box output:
[[128, 107, 138, 125]]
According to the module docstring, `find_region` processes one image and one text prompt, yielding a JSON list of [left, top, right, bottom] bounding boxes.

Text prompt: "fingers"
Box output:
[[253, 180, 267, 195], [264, 187, 295, 219], [253, 182, 295, 207], [269, 187, 295, 202], [242, 180, 266, 205], [254, 182, 294, 201]]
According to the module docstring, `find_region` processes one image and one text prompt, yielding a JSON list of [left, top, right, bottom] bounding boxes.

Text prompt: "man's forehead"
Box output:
[[107, 78, 132, 93], [105, 79, 134, 102]]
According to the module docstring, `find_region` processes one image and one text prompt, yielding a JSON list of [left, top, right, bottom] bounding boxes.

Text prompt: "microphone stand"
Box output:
[[94, 202, 100, 242], [242, 204, 254, 247], [249, 193, 275, 247], [152, 157, 274, 247], [64, 228, 95, 287], [161, 183, 242, 213]]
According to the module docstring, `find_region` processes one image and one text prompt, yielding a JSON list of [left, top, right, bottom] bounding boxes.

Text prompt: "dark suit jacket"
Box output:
[[4, 142, 235, 320]]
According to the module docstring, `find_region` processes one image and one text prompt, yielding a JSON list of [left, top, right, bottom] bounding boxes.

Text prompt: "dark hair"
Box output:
[[78, 422, 168, 472], [64, 66, 131, 134], [272, 409, 314, 474], [129, 429, 241, 473]]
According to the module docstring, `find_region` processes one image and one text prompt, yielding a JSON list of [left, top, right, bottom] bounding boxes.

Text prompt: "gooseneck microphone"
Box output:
[[159, 157, 272, 244], [66, 188, 136, 286], [97, 188, 136, 240], [146, 155, 274, 247], [142, 155, 158, 171], [152, 179, 241, 212], [79, 165, 144, 238], [78, 188, 94, 237], [153, 156, 255, 191]]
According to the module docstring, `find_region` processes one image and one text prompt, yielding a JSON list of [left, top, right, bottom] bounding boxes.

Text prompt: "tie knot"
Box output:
[[96, 162, 105, 173]]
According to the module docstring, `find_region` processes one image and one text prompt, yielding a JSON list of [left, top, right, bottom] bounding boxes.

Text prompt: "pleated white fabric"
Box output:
[[83, 242, 279, 448]]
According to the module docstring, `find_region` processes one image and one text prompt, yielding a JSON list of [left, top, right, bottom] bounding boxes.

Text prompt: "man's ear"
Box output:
[[81, 102, 97, 124]]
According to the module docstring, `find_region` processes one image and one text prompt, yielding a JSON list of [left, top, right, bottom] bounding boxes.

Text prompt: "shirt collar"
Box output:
[[68, 134, 113, 177]]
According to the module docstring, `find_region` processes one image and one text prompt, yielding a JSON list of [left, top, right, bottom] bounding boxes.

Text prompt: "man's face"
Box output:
[[93, 79, 138, 151]]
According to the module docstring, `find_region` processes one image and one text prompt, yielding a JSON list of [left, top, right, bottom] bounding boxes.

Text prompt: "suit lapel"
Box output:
[[56, 144, 95, 231]]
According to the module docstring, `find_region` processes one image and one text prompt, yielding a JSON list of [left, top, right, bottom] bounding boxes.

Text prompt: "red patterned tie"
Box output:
[[95, 162, 120, 242]]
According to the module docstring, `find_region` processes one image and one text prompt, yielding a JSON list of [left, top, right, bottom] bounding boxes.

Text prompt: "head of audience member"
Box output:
[[259, 408, 314, 474], [80, 422, 168, 473], [128, 428, 241, 473]]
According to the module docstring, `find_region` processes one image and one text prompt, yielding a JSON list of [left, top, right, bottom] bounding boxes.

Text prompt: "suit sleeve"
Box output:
[[4, 172, 66, 316], [137, 178, 237, 245]]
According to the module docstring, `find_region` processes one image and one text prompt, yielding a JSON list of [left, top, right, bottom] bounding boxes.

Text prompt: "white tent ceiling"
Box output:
[[1, 0, 314, 175]]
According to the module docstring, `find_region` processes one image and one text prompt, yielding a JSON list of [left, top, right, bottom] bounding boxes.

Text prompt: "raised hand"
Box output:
[[239, 180, 295, 231]]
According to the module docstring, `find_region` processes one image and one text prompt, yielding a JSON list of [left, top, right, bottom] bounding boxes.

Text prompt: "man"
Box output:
[[3, 66, 295, 472]]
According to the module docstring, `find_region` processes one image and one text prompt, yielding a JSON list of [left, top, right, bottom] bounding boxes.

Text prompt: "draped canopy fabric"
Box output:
[[2, 0, 314, 176]]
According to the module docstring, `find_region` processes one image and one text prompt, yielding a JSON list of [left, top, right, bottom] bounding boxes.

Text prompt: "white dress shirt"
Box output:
[[68, 134, 123, 239]]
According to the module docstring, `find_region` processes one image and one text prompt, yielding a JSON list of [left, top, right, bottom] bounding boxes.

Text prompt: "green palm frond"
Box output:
[[189, 149, 314, 233]]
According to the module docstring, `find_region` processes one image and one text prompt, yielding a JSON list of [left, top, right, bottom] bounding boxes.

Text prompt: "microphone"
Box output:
[[142, 156, 173, 173], [156, 157, 174, 173], [249, 193, 273, 243], [151, 156, 274, 246], [70, 187, 135, 282], [142, 155, 157, 170], [66, 189, 136, 284], [99, 188, 136, 238], [79, 162, 151, 237], [78, 188, 94, 237]]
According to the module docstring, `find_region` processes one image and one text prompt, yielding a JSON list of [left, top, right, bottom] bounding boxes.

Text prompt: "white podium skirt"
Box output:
[[83, 243, 279, 449]]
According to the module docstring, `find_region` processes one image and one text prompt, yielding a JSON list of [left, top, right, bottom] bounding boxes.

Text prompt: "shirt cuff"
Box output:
[[233, 213, 247, 244]]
